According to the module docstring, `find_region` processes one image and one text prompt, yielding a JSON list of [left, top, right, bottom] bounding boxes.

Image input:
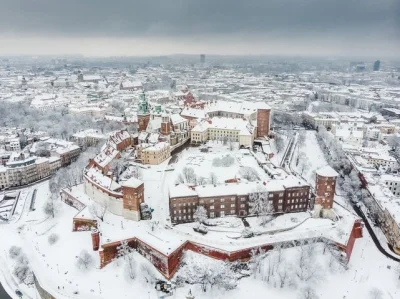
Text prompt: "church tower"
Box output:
[[138, 91, 150, 132], [161, 114, 171, 136]]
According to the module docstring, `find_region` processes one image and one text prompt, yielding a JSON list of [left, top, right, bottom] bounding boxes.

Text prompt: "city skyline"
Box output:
[[0, 0, 399, 57]]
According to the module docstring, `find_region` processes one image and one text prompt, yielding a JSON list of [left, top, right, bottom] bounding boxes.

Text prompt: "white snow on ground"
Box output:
[[170, 141, 268, 184], [291, 130, 328, 185], [0, 134, 399, 299], [173, 232, 400, 299]]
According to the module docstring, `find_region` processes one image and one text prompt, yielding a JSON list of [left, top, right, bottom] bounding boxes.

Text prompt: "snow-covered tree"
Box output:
[[9, 246, 22, 259], [212, 155, 235, 167], [193, 206, 208, 224], [249, 247, 267, 278], [76, 250, 94, 270], [48, 233, 59, 245], [297, 287, 320, 299], [369, 288, 384, 299], [175, 253, 237, 293], [209, 172, 218, 185], [248, 186, 273, 225], [13, 254, 33, 285]]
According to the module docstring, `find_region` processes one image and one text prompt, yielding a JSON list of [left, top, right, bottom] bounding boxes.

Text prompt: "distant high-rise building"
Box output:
[[373, 60, 380, 71], [200, 54, 205, 64]]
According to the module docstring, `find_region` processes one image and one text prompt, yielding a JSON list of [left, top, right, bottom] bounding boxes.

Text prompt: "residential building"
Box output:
[[169, 176, 312, 224]]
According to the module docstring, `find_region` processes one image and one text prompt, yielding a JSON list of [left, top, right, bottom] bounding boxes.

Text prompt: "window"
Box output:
[[210, 199, 215, 203], [230, 210, 235, 214], [231, 197, 235, 201], [174, 217, 177, 221], [220, 211, 225, 217], [210, 212, 215, 218], [241, 197, 246, 201], [231, 204, 235, 207], [279, 193, 284, 197], [288, 193, 291, 198], [221, 198, 225, 202], [221, 204, 225, 209], [279, 200, 283, 204], [210, 205, 215, 210], [240, 204, 245, 208], [173, 204, 176, 207], [174, 211, 176, 214], [269, 194, 273, 198]]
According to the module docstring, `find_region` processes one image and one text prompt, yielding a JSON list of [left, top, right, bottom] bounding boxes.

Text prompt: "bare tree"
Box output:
[[229, 139, 236, 151], [276, 262, 291, 288], [175, 173, 185, 184], [182, 167, 197, 184], [209, 172, 218, 185], [249, 247, 266, 278], [275, 134, 285, 153], [76, 250, 94, 270], [43, 197, 56, 218], [239, 166, 259, 182], [140, 263, 156, 284], [117, 240, 136, 280], [89, 202, 108, 222], [196, 176, 207, 185]]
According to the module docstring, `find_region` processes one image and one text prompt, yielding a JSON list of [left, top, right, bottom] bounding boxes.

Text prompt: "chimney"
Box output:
[[91, 229, 100, 251]]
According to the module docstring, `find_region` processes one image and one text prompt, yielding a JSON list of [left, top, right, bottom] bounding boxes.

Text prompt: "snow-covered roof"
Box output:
[[121, 177, 143, 188], [316, 165, 339, 177]]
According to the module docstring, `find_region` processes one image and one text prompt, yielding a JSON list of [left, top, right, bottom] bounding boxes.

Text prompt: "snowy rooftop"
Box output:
[[316, 165, 339, 177], [121, 177, 143, 188]]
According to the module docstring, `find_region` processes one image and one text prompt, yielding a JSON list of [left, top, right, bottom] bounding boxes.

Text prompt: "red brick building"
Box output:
[[315, 166, 339, 209], [121, 177, 145, 221], [169, 178, 312, 224], [256, 108, 271, 138], [97, 219, 362, 280]]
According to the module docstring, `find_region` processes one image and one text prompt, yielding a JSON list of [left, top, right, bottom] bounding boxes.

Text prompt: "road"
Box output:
[[351, 202, 400, 262], [0, 284, 12, 299]]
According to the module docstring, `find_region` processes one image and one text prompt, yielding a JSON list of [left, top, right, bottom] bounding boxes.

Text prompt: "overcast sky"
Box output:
[[0, 0, 399, 57]]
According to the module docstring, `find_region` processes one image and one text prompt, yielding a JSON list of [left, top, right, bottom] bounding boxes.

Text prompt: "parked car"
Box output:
[[193, 224, 208, 235], [15, 290, 23, 298]]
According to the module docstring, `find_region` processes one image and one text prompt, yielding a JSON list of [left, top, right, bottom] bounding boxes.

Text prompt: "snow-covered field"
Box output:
[[169, 141, 268, 184]]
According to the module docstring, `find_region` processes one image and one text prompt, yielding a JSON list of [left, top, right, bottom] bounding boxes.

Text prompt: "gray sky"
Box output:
[[0, 0, 399, 57]]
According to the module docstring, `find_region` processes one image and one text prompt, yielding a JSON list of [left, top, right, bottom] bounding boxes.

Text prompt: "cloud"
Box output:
[[0, 0, 399, 56]]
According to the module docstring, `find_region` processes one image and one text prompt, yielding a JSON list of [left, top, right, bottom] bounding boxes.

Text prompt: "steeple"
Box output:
[[138, 91, 149, 116]]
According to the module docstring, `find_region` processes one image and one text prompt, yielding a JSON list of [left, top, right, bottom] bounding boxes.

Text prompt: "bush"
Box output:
[[48, 233, 59, 245], [212, 155, 235, 167], [13, 253, 33, 285], [9, 246, 22, 259]]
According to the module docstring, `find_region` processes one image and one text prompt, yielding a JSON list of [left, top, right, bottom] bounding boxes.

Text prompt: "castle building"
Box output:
[[169, 176, 312, 224], [315, 165, 338, 209]]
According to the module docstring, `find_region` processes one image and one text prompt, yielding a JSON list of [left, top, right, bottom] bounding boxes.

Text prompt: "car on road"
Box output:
[[15, 289, 23, 297]]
